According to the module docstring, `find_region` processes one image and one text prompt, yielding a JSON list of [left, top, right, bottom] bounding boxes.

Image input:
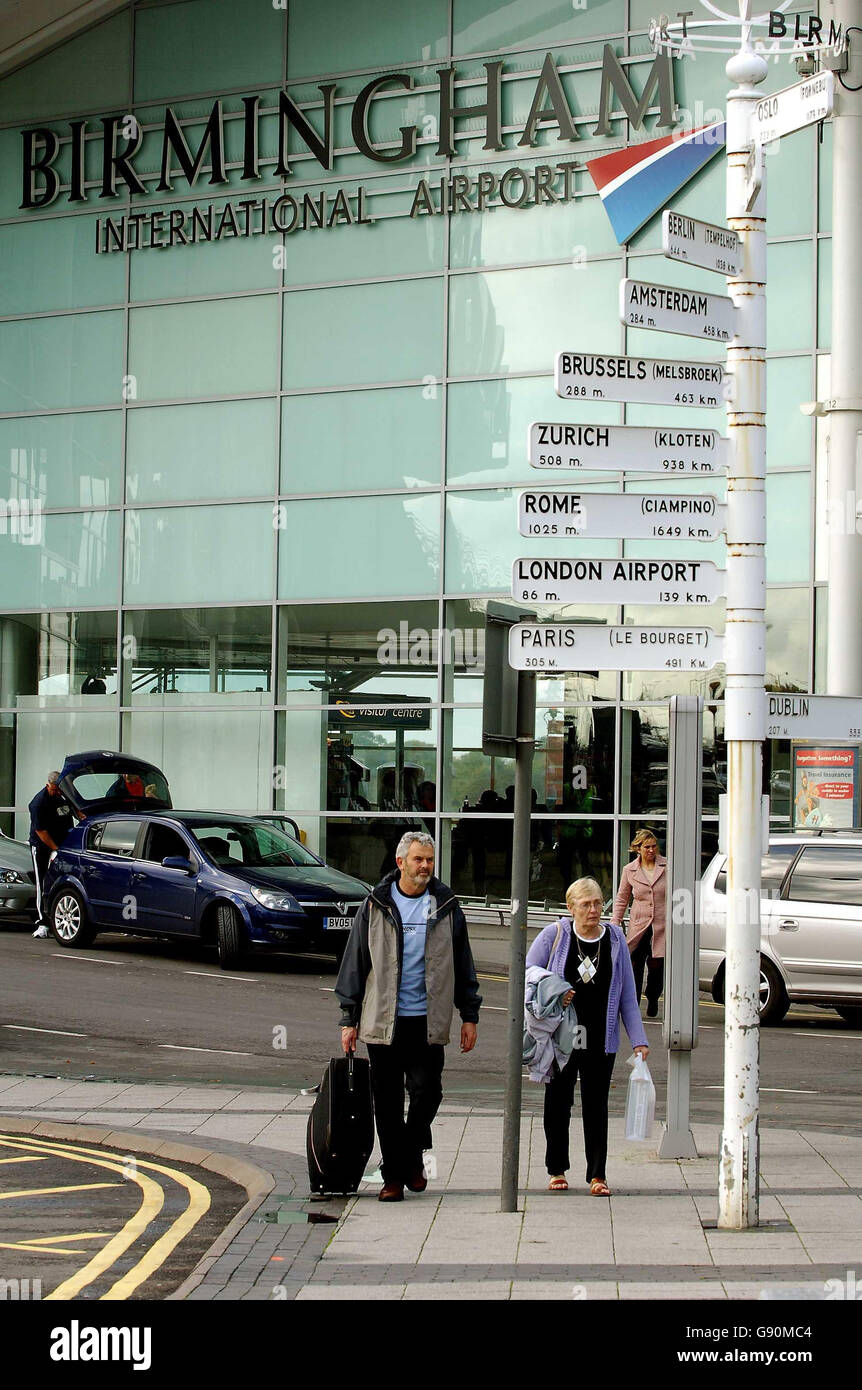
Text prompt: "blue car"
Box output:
[[44, 751, 369, 968]]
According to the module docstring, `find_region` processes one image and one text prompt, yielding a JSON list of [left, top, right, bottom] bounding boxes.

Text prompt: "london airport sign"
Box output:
[[555, 353, 729, 408], [512, 557, 726, 605], [528, 421, 730, 474], [509, 623, 724, 672], [518, 490, 726, 540], [620, 278, 738, 343]]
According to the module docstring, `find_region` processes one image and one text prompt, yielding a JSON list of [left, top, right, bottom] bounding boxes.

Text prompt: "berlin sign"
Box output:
[[620, 278, 738, 342], [528, 421, 730, 474], [555, 353, 730, 408], [508, 623, 725, 672], [512, 557, 726, 605], [517, 490, 726, 540], [661, 211, 741, 276]]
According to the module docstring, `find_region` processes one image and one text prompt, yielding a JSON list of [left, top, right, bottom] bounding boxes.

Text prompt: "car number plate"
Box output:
[[324, 914, 353, 931]]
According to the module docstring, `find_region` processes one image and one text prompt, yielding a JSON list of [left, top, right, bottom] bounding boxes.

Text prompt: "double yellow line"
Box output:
[[0, 1133, 211, 1300]]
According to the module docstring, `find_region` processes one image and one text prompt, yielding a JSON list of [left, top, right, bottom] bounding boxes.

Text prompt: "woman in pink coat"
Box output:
[[611, 829, 667, 1018]]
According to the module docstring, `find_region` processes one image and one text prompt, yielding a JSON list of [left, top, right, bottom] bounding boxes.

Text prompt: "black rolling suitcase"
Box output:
[[307, 1052, 375, 1196]]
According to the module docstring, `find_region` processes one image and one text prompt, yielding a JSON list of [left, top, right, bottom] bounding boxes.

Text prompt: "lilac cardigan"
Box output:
[[526, 918, 648, 1056]]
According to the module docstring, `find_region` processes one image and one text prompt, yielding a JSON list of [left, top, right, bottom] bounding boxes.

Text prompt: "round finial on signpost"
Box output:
[[725, 46, 769, 85]]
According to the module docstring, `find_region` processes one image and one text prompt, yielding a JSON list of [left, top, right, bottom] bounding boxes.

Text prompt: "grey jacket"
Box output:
[[335, 872, 482, 1046], [523, 966, 581, 1084]]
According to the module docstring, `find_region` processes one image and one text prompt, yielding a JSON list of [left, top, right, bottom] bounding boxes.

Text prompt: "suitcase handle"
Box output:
[[347, 1049, 355, 1092]]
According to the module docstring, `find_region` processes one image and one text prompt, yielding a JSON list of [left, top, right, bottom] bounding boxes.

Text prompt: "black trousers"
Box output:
[[366, 1016, 444, 1185], [629, 926, 664, 1007], [544, 1049, 616, 1182]]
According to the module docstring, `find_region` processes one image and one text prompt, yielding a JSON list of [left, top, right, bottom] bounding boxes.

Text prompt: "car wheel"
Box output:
[[216, 902, 244, 970], [51, 890, 97, 948], [710, 957, 789, 1026], [836, 1005, 862, 1028]]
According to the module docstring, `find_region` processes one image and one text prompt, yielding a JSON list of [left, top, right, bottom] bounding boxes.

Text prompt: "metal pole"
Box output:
[[826, 0, 862, 694], [500, 669, 536, 1212], [719, 36, 768, 1230]]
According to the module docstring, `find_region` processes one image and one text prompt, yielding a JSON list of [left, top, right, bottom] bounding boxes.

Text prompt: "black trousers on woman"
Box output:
[[629, 925, 664, 1007], [543, 1050, 616, 1181]]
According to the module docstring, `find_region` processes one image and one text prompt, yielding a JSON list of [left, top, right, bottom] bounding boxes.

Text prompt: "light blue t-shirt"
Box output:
[[391, 882, 430, 1017]]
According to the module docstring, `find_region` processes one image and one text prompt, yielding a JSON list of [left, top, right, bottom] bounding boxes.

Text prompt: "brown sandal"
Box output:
[[548, 1176, 569, 1191], [590, 1178, 611, 1196]]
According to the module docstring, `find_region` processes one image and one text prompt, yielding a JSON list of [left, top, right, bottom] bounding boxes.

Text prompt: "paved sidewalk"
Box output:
[[2, 1073, 861, 1300]]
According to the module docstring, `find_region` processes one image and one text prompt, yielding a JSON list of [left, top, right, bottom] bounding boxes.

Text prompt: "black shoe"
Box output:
[[646, 1000, 659, 1018], [405, 1166, 427, 1193], [378, 1183, 404, 1202]]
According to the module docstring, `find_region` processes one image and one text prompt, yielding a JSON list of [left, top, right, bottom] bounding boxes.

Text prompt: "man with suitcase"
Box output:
[[335, 831, 481, 1202]]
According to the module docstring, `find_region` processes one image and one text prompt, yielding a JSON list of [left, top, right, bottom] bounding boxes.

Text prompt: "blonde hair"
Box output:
[[565, 877, 603, 912], [629, 827, 660, 858]]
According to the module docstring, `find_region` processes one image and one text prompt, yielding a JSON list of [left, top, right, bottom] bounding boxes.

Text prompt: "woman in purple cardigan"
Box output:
[[526, 876, 648, 1195], [612, 828, 668, 1018]]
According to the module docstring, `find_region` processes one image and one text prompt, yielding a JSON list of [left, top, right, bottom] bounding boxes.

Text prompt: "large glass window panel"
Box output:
[[0, 217, 126, 316], [279, 494, 440, 599], [0, 11, 130, 123], [277, 705, 437, 814], [818, 123, 832, 234], [289, 817, 437, 884], [814, 584, 827, 693], [449, 261, 621, 377], [0, 510, 120, 609], [13, 709, 119, 836], [766, 356, 813, 469], [124, 503, 274, 605], [128, 297, 280, 402], [134, 0, 283, 100], [620, 705, 728, 817], [0, 312, 124, 413], [284, 192, 445, 286], [281, 387, 441, 493], [621, 602, 725, 702], [0, 411, 121, 510], [453, 0, 625, 52], [449, 172, 619, 269], [446, 487, 616, 593], [767, 128, 816, 237], [283, 279, 444, 389], [129, 200, 282, 301], [767, 241, 815, 351], [766, 473, 810, 583], [765, 587, 810, 692], [287, 0, 448, 78], [122, 708, 272, 813], [0, 611, 118, 705], [126, 400, 277, 503], [122, 608, 272, 703], [818, 239, 832, 349], [447, 375, 619, 488], [445, 814, 615, 907], [278, 600, 439, 697]]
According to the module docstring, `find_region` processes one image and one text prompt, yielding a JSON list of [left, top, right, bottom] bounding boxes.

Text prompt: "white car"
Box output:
[[699, 832, 862, 1026]]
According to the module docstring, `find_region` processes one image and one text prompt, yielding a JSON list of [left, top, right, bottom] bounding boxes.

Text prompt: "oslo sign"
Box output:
[[620, 278, 738, 343], [512, 557, 725, 606], [528, 421, 730, 474], [766, 694, 862, 743], [518, 490, 725, 540], [509, 623, 724, 672], [752, 71, 835, 146], [555, 353, 729, 408], [662, 211, 741, 276]]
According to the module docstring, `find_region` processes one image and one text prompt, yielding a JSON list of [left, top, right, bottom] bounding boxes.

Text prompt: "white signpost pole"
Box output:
[[719, 32, 769, 1232]]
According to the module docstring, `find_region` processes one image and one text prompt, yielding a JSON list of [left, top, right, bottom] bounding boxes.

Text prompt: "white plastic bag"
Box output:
[[624, 1053, 656, 1141]]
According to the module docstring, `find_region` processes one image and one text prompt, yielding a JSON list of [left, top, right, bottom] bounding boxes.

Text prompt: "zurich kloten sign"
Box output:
[[19, 46, 680, 254]]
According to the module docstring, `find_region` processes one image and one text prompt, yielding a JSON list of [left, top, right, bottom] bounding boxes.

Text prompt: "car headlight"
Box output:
[[250, 886, 301, 913], [1, 869, 26, 885]]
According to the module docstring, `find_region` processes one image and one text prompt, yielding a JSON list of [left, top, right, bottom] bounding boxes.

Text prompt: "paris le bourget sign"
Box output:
[[20, 45, 681, 254], [18, 11, 841, 256]]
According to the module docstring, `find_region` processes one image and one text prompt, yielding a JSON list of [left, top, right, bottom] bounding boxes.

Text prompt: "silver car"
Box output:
[[700, 831, 862, 1026], [0, 830, 37, 920]]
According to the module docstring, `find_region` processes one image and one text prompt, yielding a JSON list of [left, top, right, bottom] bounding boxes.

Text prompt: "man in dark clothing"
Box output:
[[28, 772, 78, 937], [335, 831, 481, 1203]]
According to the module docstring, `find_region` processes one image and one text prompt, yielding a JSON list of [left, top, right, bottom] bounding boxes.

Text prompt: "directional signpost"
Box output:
[[752, 69, 835, 145], [528, 422, 730, 474], [662, 211, 742, 276], [555, 352, 729, 408], [766, 693, 862, 743], [518, 490, 726, 540], [512, 556, 726, 606], [508, 623, 724, 672], [620, 278, 738, 343]]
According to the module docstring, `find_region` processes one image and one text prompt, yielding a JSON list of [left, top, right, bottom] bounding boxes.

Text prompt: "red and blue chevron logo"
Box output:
[[586, 122, 726, 245]]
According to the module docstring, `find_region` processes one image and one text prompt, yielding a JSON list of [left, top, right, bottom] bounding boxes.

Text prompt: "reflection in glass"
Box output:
[[278, 601, 439, 698], [277, 707, 437, 815], [122, 608, 272, 702], [444, 816, 615, 907]]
